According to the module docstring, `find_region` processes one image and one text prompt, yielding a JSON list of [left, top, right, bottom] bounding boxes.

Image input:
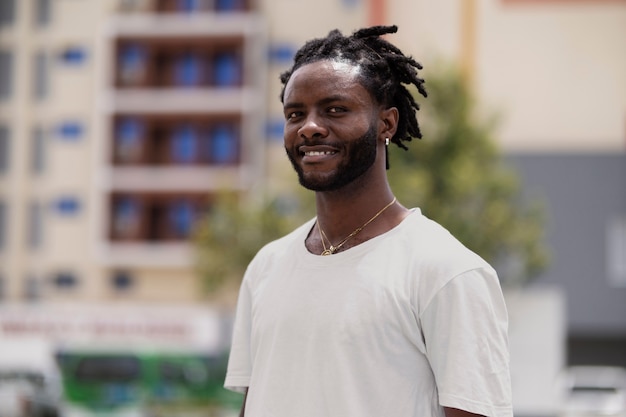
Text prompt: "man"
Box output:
[[225, 26, 512, 417]]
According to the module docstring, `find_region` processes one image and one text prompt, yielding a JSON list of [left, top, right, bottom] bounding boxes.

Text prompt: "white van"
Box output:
[[0, 338, 62, 417]]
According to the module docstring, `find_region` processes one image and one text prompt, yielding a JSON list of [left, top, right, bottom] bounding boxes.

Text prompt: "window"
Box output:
[[170, 124, 198, 163], [52, 272, 78, 289], [0, 125, 9, 173], [112, 196, 142, 239], [111, 270, 134, 291], [118, 43, 147, 86], [110, 193, 210, 241], [208, 123, 239, 164], [31, 127, 45, 174], [213, 51, 241, 87], [215, 0, 245, 12], [0, 50, 13, 99], [57, 121, 84, 141], [59, 47, 87, 66], [115, 118, 145, 163], [24, 275, 41, 301], [53, 196, 81, 216], [75, 356, 140, 382], [28, 201, 43, 248], [268, 44, 296, 65], [167, 199, 195, 237], [34, 0, 51, 27], [33, 51, 48, 99], [0, 201, 6, 250], [0, 0, 15, 27], [174, 51, 204, 86], [607, 215, 626, 287]]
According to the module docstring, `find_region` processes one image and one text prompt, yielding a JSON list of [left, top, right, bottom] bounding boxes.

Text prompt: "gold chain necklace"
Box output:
[[316, 197, 397, 256]]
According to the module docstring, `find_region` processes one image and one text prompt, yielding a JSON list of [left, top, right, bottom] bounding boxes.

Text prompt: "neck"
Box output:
[[314, 179, 398, 243]]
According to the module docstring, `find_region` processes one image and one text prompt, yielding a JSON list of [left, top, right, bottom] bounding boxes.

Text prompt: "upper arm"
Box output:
[[444, 407, 485, 417]]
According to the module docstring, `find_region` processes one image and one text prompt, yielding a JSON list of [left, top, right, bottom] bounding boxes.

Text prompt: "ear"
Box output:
[[379, 106, 399, 142]]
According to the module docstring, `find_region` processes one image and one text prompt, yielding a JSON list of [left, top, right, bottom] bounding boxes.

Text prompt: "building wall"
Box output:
[[509, 153, 626, 366]]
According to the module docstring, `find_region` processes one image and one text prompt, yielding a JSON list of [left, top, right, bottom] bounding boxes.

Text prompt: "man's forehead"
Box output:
[[293, 59, 362, 80]]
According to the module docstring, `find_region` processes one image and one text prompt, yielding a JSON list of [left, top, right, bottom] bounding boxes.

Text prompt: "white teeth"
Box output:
[[305, 151, 334, 156]]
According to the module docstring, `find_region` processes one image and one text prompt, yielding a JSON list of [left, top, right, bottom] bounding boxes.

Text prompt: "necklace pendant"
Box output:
[[321, 249, 333, 256]]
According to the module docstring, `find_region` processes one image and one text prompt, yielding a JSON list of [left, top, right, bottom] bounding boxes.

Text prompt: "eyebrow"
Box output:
[[283, 95, 349, 111]]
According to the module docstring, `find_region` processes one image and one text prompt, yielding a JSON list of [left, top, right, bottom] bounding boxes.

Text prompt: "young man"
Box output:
[[225, 26, 512, 417]]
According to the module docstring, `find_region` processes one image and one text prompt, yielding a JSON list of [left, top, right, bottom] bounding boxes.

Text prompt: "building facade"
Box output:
[[0, 0, 625, 365]]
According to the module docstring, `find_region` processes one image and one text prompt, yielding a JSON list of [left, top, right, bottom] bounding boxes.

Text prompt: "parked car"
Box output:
[[559, 366, 626, 417]]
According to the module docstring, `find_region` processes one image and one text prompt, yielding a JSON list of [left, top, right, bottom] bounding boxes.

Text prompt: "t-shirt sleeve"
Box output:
[[421, 267, 513, 417], [224, 276, 253, 393]]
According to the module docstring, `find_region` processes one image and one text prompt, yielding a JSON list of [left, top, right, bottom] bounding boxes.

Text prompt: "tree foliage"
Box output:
[[193, 66, 549, 295], [193, 191, 313, 298], [387, 66, 549, 286]]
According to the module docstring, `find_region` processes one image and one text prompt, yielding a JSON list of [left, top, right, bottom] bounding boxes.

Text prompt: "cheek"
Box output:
[[283, 124, 299, 142]]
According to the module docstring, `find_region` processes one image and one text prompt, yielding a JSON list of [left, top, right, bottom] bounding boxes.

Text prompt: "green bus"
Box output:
[[55, 349, 241, 417]]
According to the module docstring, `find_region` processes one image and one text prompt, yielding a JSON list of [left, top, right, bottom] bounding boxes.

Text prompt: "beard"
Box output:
[[285, 123, 378, 192]]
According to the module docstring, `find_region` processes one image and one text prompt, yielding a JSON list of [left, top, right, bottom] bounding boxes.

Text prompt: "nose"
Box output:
[[298, 114, 328, 140]]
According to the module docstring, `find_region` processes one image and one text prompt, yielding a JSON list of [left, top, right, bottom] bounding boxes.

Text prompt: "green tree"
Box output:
[[194, 66, 549, 296], [387, 66, 549, 286], [193, 191, 314, 300]]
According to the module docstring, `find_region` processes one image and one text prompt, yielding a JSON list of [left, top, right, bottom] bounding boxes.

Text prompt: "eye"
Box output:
[[285, 111, 302, 121], [327, 106, 348, 116]]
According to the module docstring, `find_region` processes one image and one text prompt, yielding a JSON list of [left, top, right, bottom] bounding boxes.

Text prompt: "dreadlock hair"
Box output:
[[280, 25, 427, 156]]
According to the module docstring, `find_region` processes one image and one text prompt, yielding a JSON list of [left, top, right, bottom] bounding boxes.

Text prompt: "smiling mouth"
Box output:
[[303, 150, 336, 156]]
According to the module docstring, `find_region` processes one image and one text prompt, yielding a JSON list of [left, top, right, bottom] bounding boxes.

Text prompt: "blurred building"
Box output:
[[0, 0, 624, 385], [0, 0, 267, 302]]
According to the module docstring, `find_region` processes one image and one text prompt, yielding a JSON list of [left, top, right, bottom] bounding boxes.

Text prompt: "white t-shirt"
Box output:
[[225, 209, 513, 417]]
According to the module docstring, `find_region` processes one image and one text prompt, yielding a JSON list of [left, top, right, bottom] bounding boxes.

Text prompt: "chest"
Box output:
[[249, 256, 423, 353]]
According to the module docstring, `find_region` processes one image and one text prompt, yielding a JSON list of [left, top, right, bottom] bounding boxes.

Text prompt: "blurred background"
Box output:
[[0, 0, 624, 416]]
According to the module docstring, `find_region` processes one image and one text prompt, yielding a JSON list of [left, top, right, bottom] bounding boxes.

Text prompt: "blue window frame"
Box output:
[[115, 118, 144, 162], [60, 47, 87, 65], [215, 0, 244, 11], [265, 119, 284, 141], [210, 123, 238, 164], [168, 199, 194, 237], [119, 44, 147, 85], [174, 52, 203, 86], [54, 196, 80, 216], [268, 44, 296, 64], [177, 0, 202, 11], [113, 197, 141, 238], [171, 124, 198, 163], [57, 122, 84, 141], [213, 51, 241, 87]]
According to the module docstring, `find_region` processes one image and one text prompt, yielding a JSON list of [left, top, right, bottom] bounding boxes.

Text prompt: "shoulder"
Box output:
[[400, 209, 497, 304], [402, 209, 490, 271]]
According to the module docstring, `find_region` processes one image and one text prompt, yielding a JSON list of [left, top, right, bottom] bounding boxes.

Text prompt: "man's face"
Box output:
[[282, 60, 381, 192]]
